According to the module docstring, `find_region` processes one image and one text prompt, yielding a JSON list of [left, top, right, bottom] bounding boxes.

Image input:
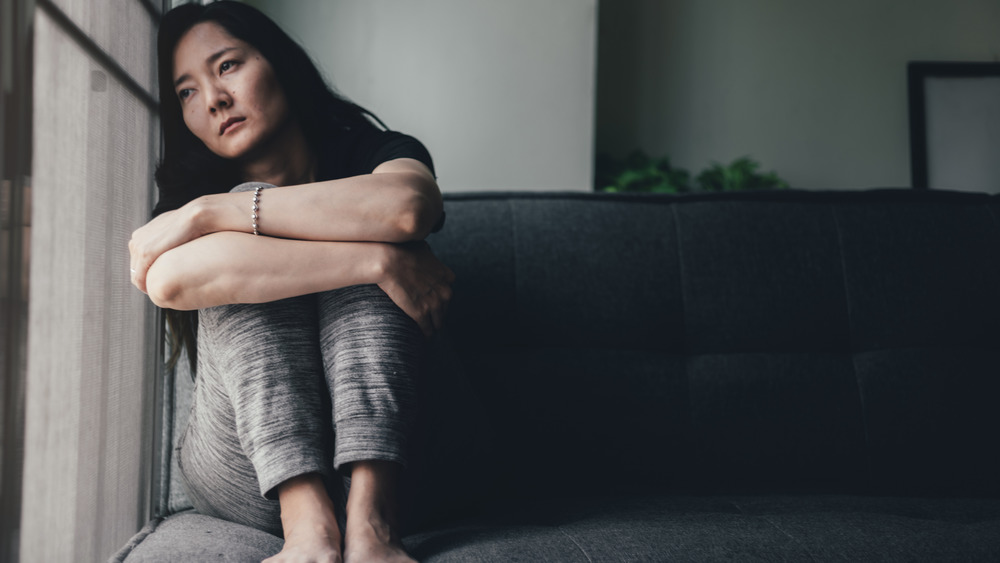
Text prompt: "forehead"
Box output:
[[172, 22, 246, 78]]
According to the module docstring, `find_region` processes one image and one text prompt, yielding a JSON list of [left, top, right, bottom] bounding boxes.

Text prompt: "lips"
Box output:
[[219, 116, 246, 135]]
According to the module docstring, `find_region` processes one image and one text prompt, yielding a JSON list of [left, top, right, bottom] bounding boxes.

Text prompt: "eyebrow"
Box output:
[[173, 46, 240, 88]]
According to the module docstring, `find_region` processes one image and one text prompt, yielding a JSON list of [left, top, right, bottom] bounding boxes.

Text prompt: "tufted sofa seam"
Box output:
[[556, 525, 595, 563], [669, 204, 689, 357], [831, 206, 874, 489], [987, 202, 1000, 236], [508, 199, 520, 343], [670, 204, 695, 470], [754, 512, 821, 562]]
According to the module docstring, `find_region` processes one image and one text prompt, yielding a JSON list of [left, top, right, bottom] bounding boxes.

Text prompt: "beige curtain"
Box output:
[[20, 1, 161, 561]]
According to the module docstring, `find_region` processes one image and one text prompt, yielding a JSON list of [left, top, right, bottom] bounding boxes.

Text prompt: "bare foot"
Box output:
[[344, 515, 416, 563], [265, 523, 343, 563], [343, 461, 416, 563], [344, 511, 414, 563], [264, 474, 344, 563]]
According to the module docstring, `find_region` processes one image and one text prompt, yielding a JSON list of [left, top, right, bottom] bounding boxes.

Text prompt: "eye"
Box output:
[[177, 88, 193, 101], [219, 60, 237, 73]]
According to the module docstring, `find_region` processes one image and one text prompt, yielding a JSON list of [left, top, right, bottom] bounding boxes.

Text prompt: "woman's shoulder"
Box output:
[[316, 121, 435, 180]]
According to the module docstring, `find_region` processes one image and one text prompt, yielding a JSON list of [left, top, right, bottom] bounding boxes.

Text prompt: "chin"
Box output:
[[211, 140, 255, 161]]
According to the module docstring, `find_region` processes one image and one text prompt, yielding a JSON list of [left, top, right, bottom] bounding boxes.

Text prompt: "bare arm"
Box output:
[[146, 232, 453, 335], [145, 232, 385, 310], [129, 158, 442, 292], [132, 157, 451, 334], [196, 158, 443, 243]]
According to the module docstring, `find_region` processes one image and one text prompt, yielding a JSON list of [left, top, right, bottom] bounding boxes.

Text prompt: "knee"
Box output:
[[201, 295, 319, 339], [317, 284, 405, 322]]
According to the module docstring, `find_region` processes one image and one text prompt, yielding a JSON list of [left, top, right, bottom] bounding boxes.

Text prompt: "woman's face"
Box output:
[[172, 22, 290, 160]]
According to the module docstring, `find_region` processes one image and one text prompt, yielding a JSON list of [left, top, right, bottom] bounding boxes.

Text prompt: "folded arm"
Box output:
[[131, 158, 452, 335], [145, 232, 453, 336], [145, 233, 384, 310], [130, 158, 441, 290], [196, 158, 443, 243]]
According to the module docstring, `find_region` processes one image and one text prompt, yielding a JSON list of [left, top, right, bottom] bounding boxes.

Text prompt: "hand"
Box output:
[[377, 241, 455, 337], [128, 199, 212, 293]]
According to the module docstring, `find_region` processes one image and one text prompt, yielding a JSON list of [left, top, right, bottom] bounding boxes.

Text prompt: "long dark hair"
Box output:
[[155, 1, 384, 371]]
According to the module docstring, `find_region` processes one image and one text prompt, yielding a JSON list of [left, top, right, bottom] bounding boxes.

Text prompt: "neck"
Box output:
[[240, 120, 315, 187]]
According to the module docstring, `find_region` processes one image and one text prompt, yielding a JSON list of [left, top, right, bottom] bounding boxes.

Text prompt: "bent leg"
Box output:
[[316, 284, 423, 473], [179, 295, 334, 536], [179, 181, 337, 538], [316, 284, 423, 558]]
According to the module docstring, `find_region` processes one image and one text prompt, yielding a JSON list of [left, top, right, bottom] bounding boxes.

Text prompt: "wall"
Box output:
[[247, 0, 598, 192], [597, 0, 1000, 190]]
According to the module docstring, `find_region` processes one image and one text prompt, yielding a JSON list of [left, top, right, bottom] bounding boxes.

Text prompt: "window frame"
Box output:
[[12, 0, 168, 560], [0, 0, 35, 560]]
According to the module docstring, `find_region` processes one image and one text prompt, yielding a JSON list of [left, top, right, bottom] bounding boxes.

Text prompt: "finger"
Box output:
[[129, 242, 145, 282], [134, 270, 147, 294], [437, 294, 450, 327], [417, 314, 433, 339], [431, 282, 452, 332], [405, 293, 434, 338], [438, 282, 453, 305], [430, 300, 445, 332], [129, 244, 138, 277], [131, 260, 149, 294]]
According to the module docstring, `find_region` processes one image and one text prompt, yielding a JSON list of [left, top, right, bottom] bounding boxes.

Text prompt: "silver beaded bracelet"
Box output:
[[251, 186, 261, 235]]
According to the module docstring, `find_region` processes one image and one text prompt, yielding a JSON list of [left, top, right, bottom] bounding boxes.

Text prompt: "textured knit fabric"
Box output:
[[176, 183, 423, 537]]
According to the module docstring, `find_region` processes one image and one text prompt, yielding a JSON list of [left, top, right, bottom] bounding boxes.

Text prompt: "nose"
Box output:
[[207, 85, 232, 113]]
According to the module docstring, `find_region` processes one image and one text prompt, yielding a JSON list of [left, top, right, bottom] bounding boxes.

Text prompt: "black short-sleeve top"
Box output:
[[318, 124, 435, 181], [152, 124, 440, 233]]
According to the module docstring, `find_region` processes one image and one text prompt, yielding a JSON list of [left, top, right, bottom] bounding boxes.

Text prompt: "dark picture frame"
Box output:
[[907, 61, 1000, 192]]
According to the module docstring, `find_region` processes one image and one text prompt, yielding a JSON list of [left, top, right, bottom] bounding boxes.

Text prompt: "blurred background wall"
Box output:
[[250, 0, 1000, 192], [596, 0, 1000, 190], [246, 0, 599, 193]]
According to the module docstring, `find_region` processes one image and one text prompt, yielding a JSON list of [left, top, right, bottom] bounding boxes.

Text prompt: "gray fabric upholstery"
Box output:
[[121, 496, 1000, 562], [112, 512, 282, 562], [123, 189, 1000, 562], [168, 347, 194, 514], [428, 190, 1000, 499]]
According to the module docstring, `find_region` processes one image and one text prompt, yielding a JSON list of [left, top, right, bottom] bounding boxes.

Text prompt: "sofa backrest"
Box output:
[[159, 189, 1000, 519], [422, 189, 1000, 501]]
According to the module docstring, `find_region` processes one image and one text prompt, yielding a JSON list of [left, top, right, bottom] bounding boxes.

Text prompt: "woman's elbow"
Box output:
[[146, 255, 193, 310], [394, 184, 443, 241]]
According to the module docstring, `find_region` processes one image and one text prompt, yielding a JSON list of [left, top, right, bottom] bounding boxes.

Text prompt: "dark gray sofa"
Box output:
[[116, 189, 1000, 562]]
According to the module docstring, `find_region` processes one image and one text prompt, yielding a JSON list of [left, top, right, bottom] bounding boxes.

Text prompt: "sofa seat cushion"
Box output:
[[118, 495, 1000, 562], [113, 512, 283, 562]]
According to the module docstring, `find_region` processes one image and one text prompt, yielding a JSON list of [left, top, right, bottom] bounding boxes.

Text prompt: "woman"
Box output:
[[128, 2, 452, 562]]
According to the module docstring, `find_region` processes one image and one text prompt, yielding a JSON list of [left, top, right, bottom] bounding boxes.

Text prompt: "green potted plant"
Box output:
[[596, 151, 789, 193]]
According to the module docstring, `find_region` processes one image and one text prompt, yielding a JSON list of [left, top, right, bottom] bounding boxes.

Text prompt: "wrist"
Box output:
[[185, 195, 218, 236], [189, 193, 247, 236], [371, 242, 396, 286]]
